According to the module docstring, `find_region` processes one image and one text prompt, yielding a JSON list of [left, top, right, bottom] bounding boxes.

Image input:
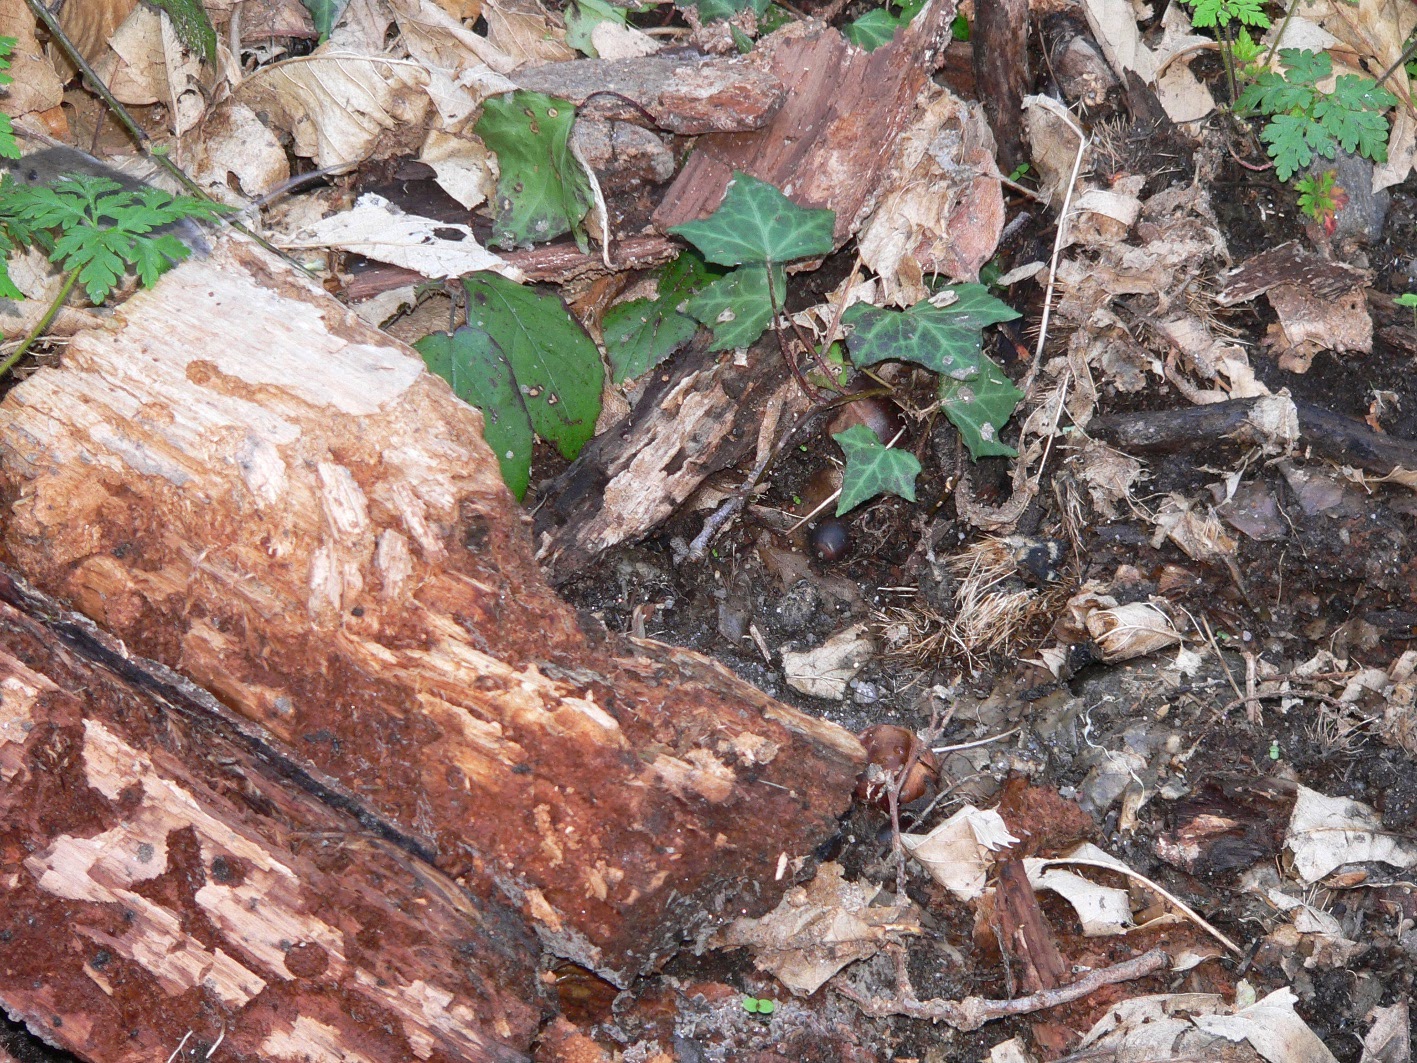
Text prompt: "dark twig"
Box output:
[[837, 945, 1172, 1032]]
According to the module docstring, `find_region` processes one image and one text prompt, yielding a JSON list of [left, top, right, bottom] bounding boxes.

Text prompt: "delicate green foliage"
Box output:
[[1294, 169, 1347, 231], [0, 174, 225, 303], [742, 996, 777, 1016], [759, 4, 795, 32], [147, 0, 218, 60], [939, 357, 1023, 458], [461, 272, 604, 461], [416, 325, 534, 499], [1182, 0, 1269, 29], [950, 12, 969, 39], [565, 0, 628, 56], [683, 0, 770, 22], [476, 91, 593, 251], [1230, 26, 1264, 72], [842, 285, 1020, 377], [0, 37, 16, 163], [684, 264, 785, 350], [670, 172, 835, 267], [833, 423, 921, 515], [603, 252, 717, 382], [841, 286, 1021, 460], [1237, 49, 1397, 181]]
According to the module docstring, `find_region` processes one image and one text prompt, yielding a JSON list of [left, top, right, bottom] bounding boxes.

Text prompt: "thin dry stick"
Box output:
[[838, 944, 1171, 1031], [1028, 108, 1090, 390], [1037, 857, 1243, 955]]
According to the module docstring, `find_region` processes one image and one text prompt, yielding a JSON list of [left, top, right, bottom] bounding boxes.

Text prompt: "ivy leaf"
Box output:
[[669, 171, 835, 266], [833, 423, 920, 515], [841, 286, 1020, 377], [565, 0, 628, 56], [844, 9, 901, 50], [684, 264, 784, 351], [416, 325, 535, 499], [682, 0, 770, 22], [462, 272, 604, 461], [475, 91, 593, 251], [298, 0, 349, 39], [939, 356, 1023, 459], [603, 252, 717, 383]]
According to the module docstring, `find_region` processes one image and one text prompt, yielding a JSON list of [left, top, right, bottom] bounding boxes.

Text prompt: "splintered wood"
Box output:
[[0, 237, 865, 1058]]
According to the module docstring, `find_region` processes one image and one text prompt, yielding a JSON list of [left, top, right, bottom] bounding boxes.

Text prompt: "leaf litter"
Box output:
[[12, 0, 1417, 1056]]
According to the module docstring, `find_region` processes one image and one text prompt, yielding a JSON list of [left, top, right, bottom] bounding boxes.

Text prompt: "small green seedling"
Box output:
[[742, 995, 777, 1016], [1293, 169, 1347, 233], [1395, 292, 1417, 328], [1268, 738, 1281, 761]]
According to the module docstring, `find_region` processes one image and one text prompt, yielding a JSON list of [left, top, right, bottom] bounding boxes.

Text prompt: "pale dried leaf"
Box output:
[[483, 0, 575, 67], [902, 805, 1018, 900], [1287, 785, 1417, 884], [781, 623, 875, 700], [277, 193, 522, 280]]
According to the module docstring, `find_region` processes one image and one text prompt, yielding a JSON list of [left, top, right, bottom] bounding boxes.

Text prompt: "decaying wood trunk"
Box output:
[[0, 235, 865, 1021], [653, 0, 958, 243], [0, 567, 544, 1062]]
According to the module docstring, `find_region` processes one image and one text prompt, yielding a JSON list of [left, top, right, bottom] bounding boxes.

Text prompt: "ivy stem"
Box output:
[[0, 268, 79, 380]]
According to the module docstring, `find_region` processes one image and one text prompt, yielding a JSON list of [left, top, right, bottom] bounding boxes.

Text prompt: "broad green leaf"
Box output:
[[475, 91, 593, 251], [462, 272, 603, 460], [842, 286, 1020, 377], [834, 423, 920, 515], [845, 9, 901, 50], [939, 356, 1023, 459], [603, 252, 717, 383], [683, 0, 770, 21], [684, 264, 784, 351], [669, 172, 835, 266], [416, 326, 535, 499], [297, 0, 348, 39], [565, 0, 628, 56]]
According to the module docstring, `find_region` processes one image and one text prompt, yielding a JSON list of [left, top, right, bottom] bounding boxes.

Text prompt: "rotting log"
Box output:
[[0, 568, 544, 1063], [653, 0, 958, 243], [0, 237, 866, 990], [972, 0, 1029, 174]]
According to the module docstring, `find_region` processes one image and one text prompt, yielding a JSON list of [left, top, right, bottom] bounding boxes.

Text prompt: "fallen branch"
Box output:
[[837, 945, 1172, 1032]]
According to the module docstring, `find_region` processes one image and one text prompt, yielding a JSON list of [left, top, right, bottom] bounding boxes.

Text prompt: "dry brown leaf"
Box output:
[[483, 0, 575, 67], [0, 0, 65, 115]]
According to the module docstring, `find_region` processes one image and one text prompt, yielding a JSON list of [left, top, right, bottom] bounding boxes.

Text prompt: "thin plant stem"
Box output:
[[0, 268, 79, 379]]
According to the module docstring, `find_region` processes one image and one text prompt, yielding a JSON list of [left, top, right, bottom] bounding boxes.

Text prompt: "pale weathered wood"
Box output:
[[0, 236, 865, 988], [652, 0, 958, 243], [0, 568, 543, 1063], [511, 54, 785, 135], [533, 336, 813, 584]]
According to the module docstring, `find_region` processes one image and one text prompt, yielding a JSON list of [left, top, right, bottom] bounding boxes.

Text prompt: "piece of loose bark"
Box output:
[[511, 55, 785, 134], [532, 336, 814, 584], [0, 237, 865, 987], [1089, 397, 1417, 477], [972, 0, 1029, 173], [0, 568, 542, 1063], [652, 0, 959, 243], [1214, 240, 1371, 305], [996, 856, 1069, 993]]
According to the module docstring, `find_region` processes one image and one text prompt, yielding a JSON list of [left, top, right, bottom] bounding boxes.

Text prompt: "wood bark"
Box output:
[[0, 237, 865, 990], [972, 0, 1030, 175], [652, 0, 959, 243], [0, 568, 543, 1063], [511, 55, 785, 134], [533, 337, 814, 584]]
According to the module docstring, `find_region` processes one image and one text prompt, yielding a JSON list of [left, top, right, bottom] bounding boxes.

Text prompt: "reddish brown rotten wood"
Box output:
[[0, 569, 543, 1062], [653, 0, 959, 244], [995, 856, 1068, 993], [0, 236, 866, 988]]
